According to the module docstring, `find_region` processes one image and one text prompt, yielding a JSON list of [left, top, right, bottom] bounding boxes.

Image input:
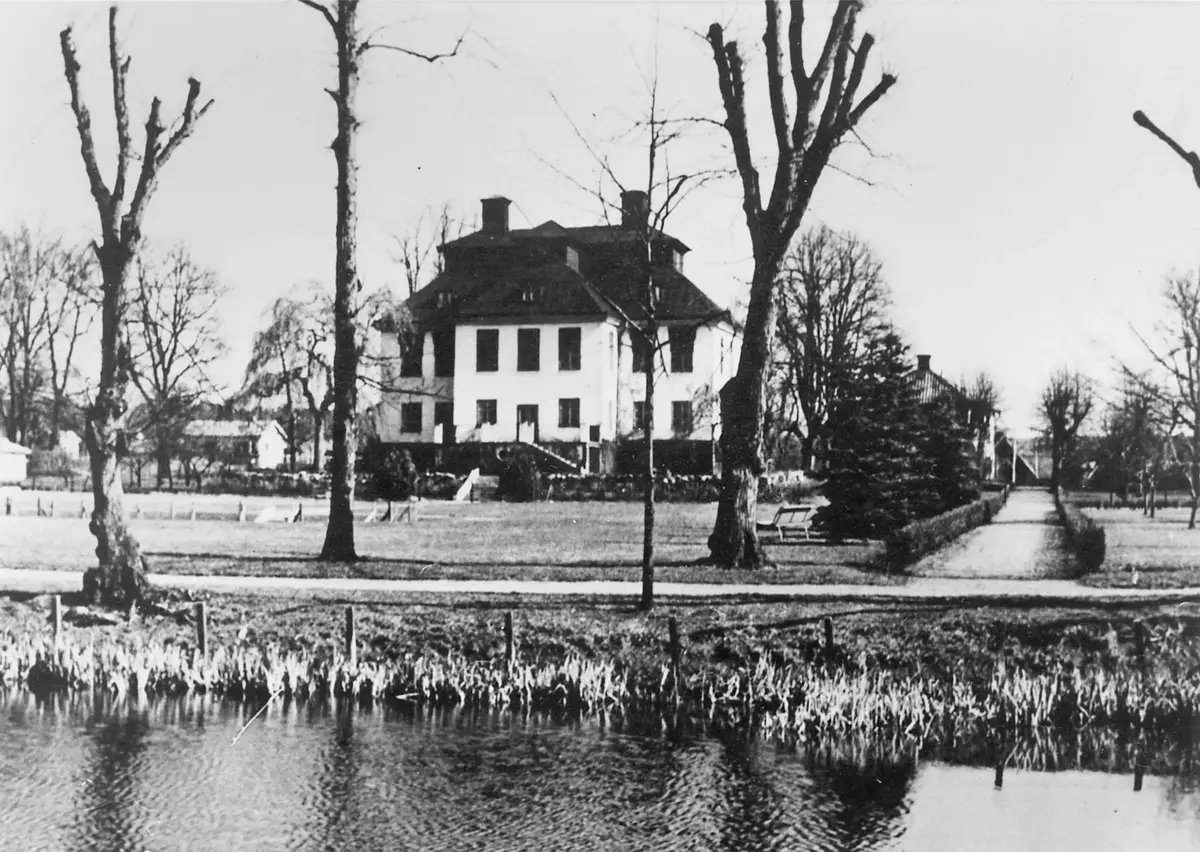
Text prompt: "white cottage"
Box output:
[[0, 438, 32, 485]]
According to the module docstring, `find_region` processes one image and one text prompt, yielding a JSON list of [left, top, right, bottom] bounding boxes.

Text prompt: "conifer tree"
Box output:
[[919, 397, 980, 512], [817, 330, 930, 540]]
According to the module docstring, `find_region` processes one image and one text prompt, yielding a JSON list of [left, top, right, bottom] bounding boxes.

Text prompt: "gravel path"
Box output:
[[910, 489, 1074, 579], [0, 566, 1197, 606]]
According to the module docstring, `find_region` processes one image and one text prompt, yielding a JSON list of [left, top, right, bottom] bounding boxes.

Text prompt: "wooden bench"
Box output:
[[756, 504, 815, 542]]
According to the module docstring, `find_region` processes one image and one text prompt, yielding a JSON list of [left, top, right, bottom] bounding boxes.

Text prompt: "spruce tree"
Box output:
[[817, 330, 931, 540], [919, 397, 980, 512]]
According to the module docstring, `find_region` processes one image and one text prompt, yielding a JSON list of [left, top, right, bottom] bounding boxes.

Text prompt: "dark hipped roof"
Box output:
[[442, 221, 690, 254], [409, 220, 725, 325], [912, 367, 962, 406]]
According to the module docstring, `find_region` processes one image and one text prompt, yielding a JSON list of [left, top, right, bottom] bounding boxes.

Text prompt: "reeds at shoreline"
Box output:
[[2, 631, 1198, 738]]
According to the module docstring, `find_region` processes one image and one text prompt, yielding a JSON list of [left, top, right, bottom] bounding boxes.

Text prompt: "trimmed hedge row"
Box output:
[[873, 488, 1009, 573], [1054, 487, 1106, 575], [543, 473, 720, 503]]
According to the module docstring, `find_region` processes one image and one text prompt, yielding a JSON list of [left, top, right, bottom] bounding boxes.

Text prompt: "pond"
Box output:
[[1, 692, 1198, 852]]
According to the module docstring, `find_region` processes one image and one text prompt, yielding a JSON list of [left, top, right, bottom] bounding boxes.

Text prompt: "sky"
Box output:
[[4, 1, 1200, 437]]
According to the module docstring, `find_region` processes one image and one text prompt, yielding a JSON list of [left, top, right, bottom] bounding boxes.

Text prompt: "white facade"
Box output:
[[377, 318, 740, 446]]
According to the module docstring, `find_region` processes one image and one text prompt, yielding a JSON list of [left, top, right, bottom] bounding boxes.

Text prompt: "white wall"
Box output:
[[620, 320, 739, 440], [453, 319, 617, 443], [376, 331, 454, 443], [377, 317, 741, 445]]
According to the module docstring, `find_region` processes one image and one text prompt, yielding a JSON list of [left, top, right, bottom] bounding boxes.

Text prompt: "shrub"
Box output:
[[1055, 488, 1106, 575], [758, 475, 820, 504], [497, 450, 543, 502], [874, 489, 1007, 573]]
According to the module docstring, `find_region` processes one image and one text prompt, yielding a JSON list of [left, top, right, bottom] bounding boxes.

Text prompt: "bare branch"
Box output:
[[108, 7, 133, 208], [1133, 110, 1200, 190], [295, 0, 336, 31], [59, 25, 113, 237], [360, 32, 465, 62]]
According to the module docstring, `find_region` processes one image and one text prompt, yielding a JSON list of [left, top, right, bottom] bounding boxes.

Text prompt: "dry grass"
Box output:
[[2, 589, 1198, 737], [1076, 507, 1200, 589], [0, 502, 892, 586]]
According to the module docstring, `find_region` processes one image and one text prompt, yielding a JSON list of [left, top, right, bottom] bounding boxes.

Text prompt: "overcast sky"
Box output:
[[4, 0, 1200, 436]]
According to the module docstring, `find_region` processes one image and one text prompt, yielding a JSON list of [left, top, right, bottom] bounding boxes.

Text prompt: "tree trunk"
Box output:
[[800, 431, 816, 472], [155, 429, 172, 489], [1190, 459, 1199, 530], [708, 262, 780, 568], [311, 409, 324, 472], [319, 2, 361, 563], [82, 254, 147, 607], [641, 351, 655, 611]]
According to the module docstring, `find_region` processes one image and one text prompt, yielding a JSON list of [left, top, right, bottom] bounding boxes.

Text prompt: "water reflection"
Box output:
[[0, 692, 1196, 852]]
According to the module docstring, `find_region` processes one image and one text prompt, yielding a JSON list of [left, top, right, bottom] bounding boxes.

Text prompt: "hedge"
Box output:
[[1054, 487, 1106, 575], [873, 487, 1008, 573], [543, 473, 721, 503]]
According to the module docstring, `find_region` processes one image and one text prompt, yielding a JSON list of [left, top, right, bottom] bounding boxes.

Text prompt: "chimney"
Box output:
[[917, 354, 931, 371], [621, 190, 649, 229], [480, 196, 511, 235]]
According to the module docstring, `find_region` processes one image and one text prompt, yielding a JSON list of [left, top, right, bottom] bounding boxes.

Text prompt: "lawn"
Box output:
[[1075, 505, 1200, 588], [0, 499, 893, 586]]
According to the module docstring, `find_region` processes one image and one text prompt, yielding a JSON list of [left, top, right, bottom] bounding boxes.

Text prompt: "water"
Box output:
[[1, 692, 1198, 852]]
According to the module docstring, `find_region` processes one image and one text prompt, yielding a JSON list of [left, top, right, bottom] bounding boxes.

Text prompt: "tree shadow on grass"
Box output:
[[145, 550, 705, 570]]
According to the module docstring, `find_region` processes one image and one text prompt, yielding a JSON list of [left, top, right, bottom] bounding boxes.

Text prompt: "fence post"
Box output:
[[48, 500, 54, 518], [994, 760, 1004, 790], [823, 616, 835, 656], [345, 605, 357, 667], [80, 501, 86, 519], [668, 615, 682, 698], [169, 502, 175, 521], [504, 611, 515, 663], [190, 503, 197, 521], [4, 496, 10, 516], [37, 498, 44, 517], [293, 502, 303, 523], [195, 602, 208, 660], [50, 595, 61, 644], [237, 500, 246, 523]]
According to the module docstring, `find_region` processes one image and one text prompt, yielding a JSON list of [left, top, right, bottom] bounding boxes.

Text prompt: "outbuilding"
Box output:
[[0, 438, 32, 486]]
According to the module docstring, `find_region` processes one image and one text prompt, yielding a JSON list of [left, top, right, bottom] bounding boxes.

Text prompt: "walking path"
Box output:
[[910, 489, 1071, 579], [0, 567, 1197, 606]]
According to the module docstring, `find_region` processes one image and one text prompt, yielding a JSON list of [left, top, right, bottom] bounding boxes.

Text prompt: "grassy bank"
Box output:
[[1071, 507, 1200, 589], [3, 588, 1199, 740], [0, 504, 892, 586]]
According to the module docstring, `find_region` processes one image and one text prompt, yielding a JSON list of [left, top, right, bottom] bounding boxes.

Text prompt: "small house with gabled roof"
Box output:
[[911, 354, 1000, 481], [376, 192, 740, 474]]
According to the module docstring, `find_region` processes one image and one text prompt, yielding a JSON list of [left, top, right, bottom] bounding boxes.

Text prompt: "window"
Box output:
[[400, 402, 422, 434], [558, 327, 581, 371], [432, 329, 455, 377], [558, 398, 580, 428], [633, 400, 648, 432], [517, 328, 540, 371], [399, 333, 423, 378], [631, 332, 652, 373], [476, 399, 497, 427], [434, 402, 453, 426], [476, 329, 498, 372], [669, 327, 695, 373], [671, 401, 693, 435], [436, 292, 454, 308]]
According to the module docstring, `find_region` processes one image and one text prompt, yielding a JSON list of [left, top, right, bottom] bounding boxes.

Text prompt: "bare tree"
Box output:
[[60, 6, 212, 606], [1132, 272, 1200, 528], [773, 225, 890, 471], [393, 204, 465, 296], [1101, 374, 1177, 515], [705, 0, 896, 567], [296, 0, 463, 562], [960, 370, 1002, 479], [127, 246, 227, 488], [1038, 369, 1095, 492]]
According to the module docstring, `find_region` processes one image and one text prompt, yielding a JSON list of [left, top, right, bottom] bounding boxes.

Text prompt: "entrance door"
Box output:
[[516, 405, 539, 443]]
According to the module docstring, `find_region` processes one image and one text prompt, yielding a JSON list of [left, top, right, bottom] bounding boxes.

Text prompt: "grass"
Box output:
[[1073, 506, 1200, 589], [0, 501, 894, 586], [2, 588, 1198, 741]]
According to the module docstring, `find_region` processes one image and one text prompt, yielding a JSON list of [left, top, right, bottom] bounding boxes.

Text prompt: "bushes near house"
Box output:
[[1055, 487, 1106, 575], [544, 473, 721, 503], [873, 488, 1008, 573]]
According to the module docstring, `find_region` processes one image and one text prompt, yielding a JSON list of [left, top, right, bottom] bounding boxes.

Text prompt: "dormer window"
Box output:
[[520, 285, 544, 303], [436, 292, 454, 308]]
